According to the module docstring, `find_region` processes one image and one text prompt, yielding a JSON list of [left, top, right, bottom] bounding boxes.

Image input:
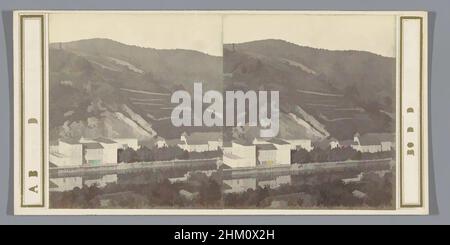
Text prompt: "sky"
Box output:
[[50, 13, 396, 58], [49, 13, 224, 56], [223, 14, 396, 57]]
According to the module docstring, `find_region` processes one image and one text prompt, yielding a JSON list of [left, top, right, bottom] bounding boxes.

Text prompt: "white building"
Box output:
[[179, 132, 223, 152], [254, 137, 313, 152], [223, 141, 256, 168], [81, 138, 120, 165], [351, 133, 394, 153], [54, 139, 83, 167], [224, 138, 294, 169], [83, 142, 104, 165], [51, 137, 138, 167], [256, 144, 278, 166], [267, 139, 291, 165], [222, 142, 232, 155], [96, 138, 119, 164]]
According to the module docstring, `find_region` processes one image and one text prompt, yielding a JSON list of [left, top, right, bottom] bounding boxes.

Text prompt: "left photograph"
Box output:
[[48, 13, 225, 209]]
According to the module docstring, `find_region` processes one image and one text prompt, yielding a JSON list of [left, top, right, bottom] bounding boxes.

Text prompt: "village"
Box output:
[[49, 131, 394, 169], [48, 131, 395, 199]]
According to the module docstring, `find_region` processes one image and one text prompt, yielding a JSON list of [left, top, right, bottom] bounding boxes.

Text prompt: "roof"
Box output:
[[233, 139, 254, 146], [267, 138, 290, 145], [82, 142, 104, 149], [223, 153, 243, 160], [94, 137, 117, 144], [60, 138, 80, 145], [184, 132, 222, 144], [166, 139, 183, 146], [358, 133, 394, 146], [253, 137, 269, 142], [256, 144, 277, 151], [340, 140, 357, 147]]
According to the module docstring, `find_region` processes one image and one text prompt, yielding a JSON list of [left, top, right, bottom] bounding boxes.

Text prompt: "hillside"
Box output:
[[49, 38, 395, 144], [49, 38, 223, 142], [223, 39, 395, 140]]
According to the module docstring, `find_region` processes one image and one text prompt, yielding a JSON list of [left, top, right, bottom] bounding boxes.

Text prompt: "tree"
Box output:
[[118, 148, 137, 163], [291, 148, 311, 164], [309, 147, 329, 162], [328, 147, 358, 162], [199, 179, 222, 205], [136, 146, 153, 162]]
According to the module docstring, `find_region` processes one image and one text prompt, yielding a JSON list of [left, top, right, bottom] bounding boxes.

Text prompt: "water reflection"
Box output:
[[223, 175, 292, 194], [50, 174, 118, 192]]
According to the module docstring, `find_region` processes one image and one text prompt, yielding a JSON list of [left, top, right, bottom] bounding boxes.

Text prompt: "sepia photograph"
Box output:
[[46, 13, 397, 210]]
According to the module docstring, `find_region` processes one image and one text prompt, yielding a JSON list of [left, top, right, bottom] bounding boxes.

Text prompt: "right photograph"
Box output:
[[221, 14, 397, 210]]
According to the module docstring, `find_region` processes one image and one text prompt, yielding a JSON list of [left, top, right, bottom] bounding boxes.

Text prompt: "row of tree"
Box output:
[[118, 146, 221, 163], [118, 145, 393, 164], [291, 147, 395, 164]]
